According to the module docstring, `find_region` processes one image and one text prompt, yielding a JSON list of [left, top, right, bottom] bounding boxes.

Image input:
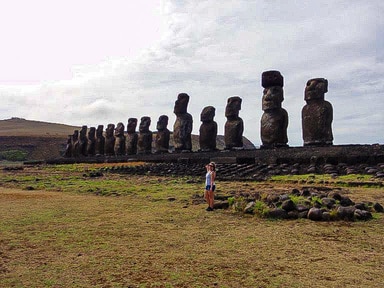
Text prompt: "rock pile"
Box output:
[[213, 187, 384, 221], [102, 162, 384, 181]]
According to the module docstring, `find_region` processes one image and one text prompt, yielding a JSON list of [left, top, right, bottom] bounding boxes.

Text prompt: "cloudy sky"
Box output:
[[0, 0, 383, 147]]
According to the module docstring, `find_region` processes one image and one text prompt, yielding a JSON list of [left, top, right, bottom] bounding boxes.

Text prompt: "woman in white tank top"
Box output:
[[204, 162, 216, 211]]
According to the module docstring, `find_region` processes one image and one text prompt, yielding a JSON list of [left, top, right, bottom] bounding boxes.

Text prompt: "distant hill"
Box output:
[[0, 117, 81, 137], [0, 118, 255, 160]]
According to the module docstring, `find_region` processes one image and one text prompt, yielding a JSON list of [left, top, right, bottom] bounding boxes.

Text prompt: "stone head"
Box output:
[[200, 106, 216, 122], [139, 116, 151, 133], [225, 96, 242, 118], [96, 125, 104, 137], [305, 78, 328, 101], [106, 124, 115, 137], [80, 126, 87, 139], [73, 130, 79, 140], [173, 93, 190, 115], [262, 86, 284, 111], [115, 122, 125, 136], [88, 127, 96, 139], [156, 115, 169, 131], [127, 118, 138, 133]]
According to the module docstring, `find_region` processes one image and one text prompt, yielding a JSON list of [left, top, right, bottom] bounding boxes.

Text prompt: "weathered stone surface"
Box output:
[[155, 115, 170, 153], [95, 125, 105, 156], [268, 208, 288, 219], [321, 198, 336, 209], [261, 70, 284, 88], [64, 135, 72, 157], [126, 118, 138, 155], [86, 127, 96, 156], [173, 93, 193, 152], [71, 130, 79, 157], [224, 96, 243, 150], [199, 106, 218, 151], [307, 207, 323, 221], [79, 125, 88, 156], [137, 116, 152, 154], [281, 199, 296, 212], [337, 206, 356, 221], [354, 209, 372, 221], [114, 122, 126, 156], [373, 202, 384, 212], [105, 124, 115, 156], [260, 71, 288, 149], [302, 78, 333, 146]]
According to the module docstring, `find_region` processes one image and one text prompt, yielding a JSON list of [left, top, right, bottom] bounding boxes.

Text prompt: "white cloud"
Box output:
[[0, 0, 383, 146]]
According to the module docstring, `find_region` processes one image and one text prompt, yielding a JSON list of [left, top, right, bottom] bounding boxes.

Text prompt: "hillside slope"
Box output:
[[0, 118, 80, 137], [0, 118, 255, 160]]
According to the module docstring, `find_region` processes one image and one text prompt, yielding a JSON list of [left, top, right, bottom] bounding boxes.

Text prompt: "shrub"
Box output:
[[0, 150, 28, 161]]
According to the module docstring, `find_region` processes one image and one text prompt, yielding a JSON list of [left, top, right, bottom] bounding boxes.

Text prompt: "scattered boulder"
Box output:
[[268, 208, 288, 219], [337, 206, 356, 221], [373, 202, 384, 213], [307, 207, 323, 221]]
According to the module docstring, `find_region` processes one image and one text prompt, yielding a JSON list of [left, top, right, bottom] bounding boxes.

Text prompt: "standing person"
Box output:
[[204, 162, 216, 211]]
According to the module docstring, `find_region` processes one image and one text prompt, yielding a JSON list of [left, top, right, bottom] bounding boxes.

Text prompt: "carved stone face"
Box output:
[[73, 130, 79, 141], [225, 96, 242, 118], [80, 126, 87, 139], [106, 124, 115, 137], [200, 106, 215, 122], [127, 118, 138, 133], [305, 78, 328, 101], [156, 115, 168, 131], [139, 116, 151, 133], [96, 125, 104, 137], [115, 122, 125, 136], [173, 93, 189, 115], [262, 86, 283, 111], [88, 127, 96, 139]]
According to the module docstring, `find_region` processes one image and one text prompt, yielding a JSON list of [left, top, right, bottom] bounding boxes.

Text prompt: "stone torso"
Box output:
[[261, 108, 288, 147], [126, 133, 138, 155], [302, 100, 333, 146], [199, 121, 217, 151], [224, 118, 244, 149], [173, 113, 193, 151]]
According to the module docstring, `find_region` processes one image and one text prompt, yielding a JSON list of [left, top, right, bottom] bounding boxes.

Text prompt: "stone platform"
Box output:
[[45, 144, 384, 166]]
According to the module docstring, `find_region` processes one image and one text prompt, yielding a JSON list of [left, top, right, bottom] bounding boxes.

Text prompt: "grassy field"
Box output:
[[1, 163, 384, 287]]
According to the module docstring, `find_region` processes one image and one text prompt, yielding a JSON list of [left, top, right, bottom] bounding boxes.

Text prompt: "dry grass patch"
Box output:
[[0, 165, 384, 287]]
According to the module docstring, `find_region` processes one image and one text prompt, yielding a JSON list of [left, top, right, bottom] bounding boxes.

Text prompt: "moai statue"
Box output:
[[260, 70, 288, 148], [199, 106, 217, 151], [64, 135, 72, 157], [126, 118, 138, 155], [105, 123, 116, 156], [137, 116, 152, 154], [302, 78, 333, 146], [173, 93, 193, 152], [79, 125, 88, 156], [95, 125, 105, 156], [71, 130, 79, 157], [114, 122, 126, 156], [155, 115, 170, 153], [87, 127, 96, 156], [224, 96, 244, 150]]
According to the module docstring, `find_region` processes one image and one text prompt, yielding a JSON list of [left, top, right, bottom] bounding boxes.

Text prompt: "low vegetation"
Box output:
[[0, 150, 28, 162], [1, 163, 383, 287]]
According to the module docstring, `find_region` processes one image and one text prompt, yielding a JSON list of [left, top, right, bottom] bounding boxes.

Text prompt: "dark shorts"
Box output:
[[205, 185, 216, 192]]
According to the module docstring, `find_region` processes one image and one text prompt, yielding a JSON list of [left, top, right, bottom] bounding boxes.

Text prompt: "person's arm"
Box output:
[[211, 172, 216, 188]]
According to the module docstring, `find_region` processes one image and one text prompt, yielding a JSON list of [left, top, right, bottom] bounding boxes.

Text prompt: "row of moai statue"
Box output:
[[64, 70, 333, 157]]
